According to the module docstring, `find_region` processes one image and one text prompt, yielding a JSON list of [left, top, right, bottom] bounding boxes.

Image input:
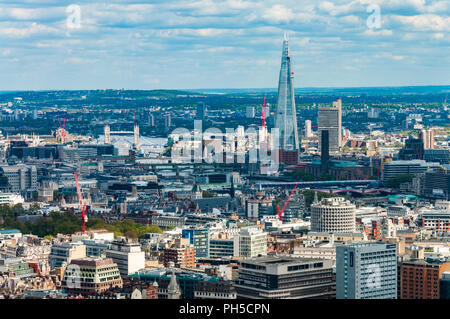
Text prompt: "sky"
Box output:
[[0, 0, 449, 90]]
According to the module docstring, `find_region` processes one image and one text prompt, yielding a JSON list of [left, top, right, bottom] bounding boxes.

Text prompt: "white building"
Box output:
[[304, 120, 312, 138], [310, 197, 356, 233], [105, 237, 145, 277], [236, 226, 267, 258], [0, 164, 37, 192], [0, 193, 24, 205]]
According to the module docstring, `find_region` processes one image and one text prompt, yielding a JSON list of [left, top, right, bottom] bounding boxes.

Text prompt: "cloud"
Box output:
[[262, 5, 295, 23], [0, 22, 59, 38], [363, 29, 393, 36], [0, 0, 447, 89], [391, 14, 450, 32]]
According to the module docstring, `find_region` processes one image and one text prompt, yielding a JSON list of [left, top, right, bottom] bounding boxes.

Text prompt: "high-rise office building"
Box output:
[[310, 197, 356, 233], [318, 98, 342, 153], [164, 113, 172, 128], [304, 120, 312, 138], [148, 112, 155, 127], [320, 129, 330, 173], [336, 242, 397, 299], [246, 106, 255, 119], [274, 34, 299, 152], [399, 136, 424, 160], [196, 102, 207, 120], [419, 129, 435, 149]]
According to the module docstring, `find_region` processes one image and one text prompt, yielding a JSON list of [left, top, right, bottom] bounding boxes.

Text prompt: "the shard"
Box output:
[[274, 33, 299, 151]]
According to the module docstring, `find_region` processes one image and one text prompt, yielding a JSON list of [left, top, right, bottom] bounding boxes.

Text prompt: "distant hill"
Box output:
[[187, 85, 450, 96]]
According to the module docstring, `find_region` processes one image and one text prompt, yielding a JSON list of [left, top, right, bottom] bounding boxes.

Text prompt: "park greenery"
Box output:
[[301, 190, 343, 207], [0, 206, 162, 239], [385, 174, 414, 189]]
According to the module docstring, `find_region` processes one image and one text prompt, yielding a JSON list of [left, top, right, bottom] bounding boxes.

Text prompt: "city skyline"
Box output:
[[0, 0, 448, 90]]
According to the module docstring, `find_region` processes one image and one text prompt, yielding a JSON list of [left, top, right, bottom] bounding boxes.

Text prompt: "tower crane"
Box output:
[[73, 171, 88, 233], [57, 117, 67, 144], [276, 182, 299, 222], [261, 92, 267, 128]]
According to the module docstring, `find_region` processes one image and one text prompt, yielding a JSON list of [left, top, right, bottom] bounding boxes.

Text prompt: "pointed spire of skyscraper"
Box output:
[[274, 34, 299, 151]]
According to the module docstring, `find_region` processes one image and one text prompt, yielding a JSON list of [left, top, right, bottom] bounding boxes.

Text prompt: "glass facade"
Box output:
[[274, 35, 299, 151]]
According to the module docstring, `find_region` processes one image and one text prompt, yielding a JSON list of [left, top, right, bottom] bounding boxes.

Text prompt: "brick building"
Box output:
[[163, 238, 195, 269], [399, 258, 450, 299]]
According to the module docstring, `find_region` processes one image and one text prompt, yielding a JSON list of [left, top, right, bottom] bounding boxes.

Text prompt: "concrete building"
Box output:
[[81, 239, 111, 258], [419, 129, 435, 149], [310, 197, 356, 233], [0, 193, 25, 205], [237, 226, 267, 258], [304, 120, 312, 138], [418, 210, 450, 232], [62, 257, 122, 296], [234, 256, 335, 299], [49, 242, 86, 269], [164, 114, 171, 128], [0, 164, 37, 192], [246, 196, 272, 221], [382, 160, 439, 183], [318, 98, 342, 153], [336, 242, 397, 299], [209, 238, 236, 259], [245, 106, 255, 119], [105, 238, 145, 277]]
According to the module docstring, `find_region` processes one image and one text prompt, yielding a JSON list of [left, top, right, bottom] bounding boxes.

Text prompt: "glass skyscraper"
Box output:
[[274, 34, 299, 151]]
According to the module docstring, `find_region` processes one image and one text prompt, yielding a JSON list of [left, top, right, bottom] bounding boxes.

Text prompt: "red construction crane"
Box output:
[[276, 182, 299, 222], [261, 92, 267, 128], [57, 117, 67, 144], [73, 171, 88, 233]]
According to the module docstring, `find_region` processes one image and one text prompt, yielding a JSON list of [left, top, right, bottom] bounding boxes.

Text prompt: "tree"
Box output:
[[385, 174, 414, 188], [302, 190, 343, 207], [124, 230, 138, 240]]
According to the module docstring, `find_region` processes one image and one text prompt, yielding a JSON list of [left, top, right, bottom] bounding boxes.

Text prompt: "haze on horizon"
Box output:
[[0, 0, 448, 91]]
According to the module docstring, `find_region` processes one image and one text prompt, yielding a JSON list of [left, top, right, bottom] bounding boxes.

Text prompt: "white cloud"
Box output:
[[0, 22, 59, 38], [262, 5, 295, 23], [392, 14, 450, 32], [363, 29, 393, 36]]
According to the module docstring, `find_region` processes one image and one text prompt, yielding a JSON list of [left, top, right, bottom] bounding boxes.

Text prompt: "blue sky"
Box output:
[[0, 0, 449, 90]]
